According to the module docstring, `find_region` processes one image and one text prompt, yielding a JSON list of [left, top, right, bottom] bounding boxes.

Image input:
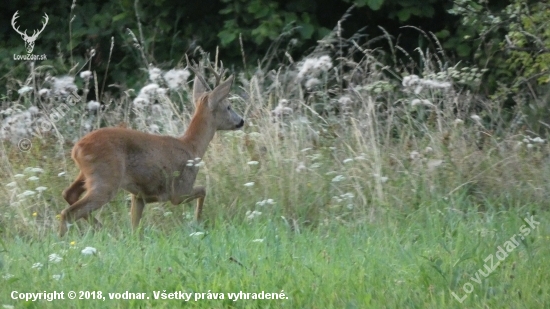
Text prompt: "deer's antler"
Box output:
[[185, 54, 212, 91], [11, 11, 26, 37], [29, 13, 49, 40], [185, 54, 228, 91], [205, 60, 226, 87]]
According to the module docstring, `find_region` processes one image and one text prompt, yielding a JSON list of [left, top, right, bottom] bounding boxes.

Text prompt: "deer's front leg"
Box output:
[[173, 186, 206, 221], [130, 194, 145, 231]]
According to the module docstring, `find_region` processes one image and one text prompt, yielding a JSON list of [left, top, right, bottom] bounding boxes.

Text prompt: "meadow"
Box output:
[[1, 26, 550, 308]]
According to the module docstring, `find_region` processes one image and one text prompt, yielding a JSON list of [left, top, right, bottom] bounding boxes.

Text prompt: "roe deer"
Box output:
[[59, 72, 243, 236]]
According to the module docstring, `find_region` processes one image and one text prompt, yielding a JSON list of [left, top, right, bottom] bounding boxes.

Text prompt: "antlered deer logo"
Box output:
[[11, 11, 49, 54]]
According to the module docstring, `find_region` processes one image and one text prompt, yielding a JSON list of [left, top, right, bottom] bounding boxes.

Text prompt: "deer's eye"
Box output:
[[227, 106, 231, 111]]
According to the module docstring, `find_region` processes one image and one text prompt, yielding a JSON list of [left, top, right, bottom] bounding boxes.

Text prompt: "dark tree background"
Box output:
[[0, 0, 530, 98]]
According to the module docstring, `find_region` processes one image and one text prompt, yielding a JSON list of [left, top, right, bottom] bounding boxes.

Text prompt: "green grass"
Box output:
[[1, 193, 549, 308]]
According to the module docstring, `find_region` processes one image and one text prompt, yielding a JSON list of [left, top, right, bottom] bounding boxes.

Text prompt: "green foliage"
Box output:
[[504, 0, 550, 85], [446, 0, 550, 133], [218, 0, 326, 53]]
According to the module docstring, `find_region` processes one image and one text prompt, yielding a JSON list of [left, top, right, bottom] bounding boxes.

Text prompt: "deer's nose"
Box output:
[[236, 119, 244, 129]]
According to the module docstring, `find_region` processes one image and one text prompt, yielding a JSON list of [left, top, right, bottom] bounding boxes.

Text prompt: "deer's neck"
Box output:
[[180, 112, 216, 159]]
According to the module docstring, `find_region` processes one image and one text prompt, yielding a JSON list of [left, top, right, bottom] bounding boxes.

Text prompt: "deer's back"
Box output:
[[72, 127, 197, 199]]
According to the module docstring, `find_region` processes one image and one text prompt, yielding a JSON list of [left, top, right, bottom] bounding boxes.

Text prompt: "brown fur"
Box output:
[[59, 75, 244, 236]]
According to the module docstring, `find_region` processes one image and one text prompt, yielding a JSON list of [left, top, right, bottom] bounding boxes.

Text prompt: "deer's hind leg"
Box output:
[[62, 171, 86, 205], [61, 171, 103, 230], [59, 168, 121, 236]]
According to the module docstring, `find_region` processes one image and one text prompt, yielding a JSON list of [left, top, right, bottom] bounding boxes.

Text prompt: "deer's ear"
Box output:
[[192, 75, 207, 103], [208, 75, 233, 110]]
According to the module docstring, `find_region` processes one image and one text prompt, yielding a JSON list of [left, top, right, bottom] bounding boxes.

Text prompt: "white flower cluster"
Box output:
[[0, 108, 33, 144], [149, 66, 190, 89], [256, 199, 275, 206], [48, 76, 78, 97], [246, 210, 262, 220], [297, 55, 333, 80], [332, 192, 355, 209], [79, 70, 92, 80], [271, 99, 293, 117], [133, 83, 167, 109], [402, 74, 451, 94], [163, 69, 191, 89]]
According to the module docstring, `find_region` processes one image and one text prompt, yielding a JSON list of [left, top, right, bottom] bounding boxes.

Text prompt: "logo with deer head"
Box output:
[[11, 11, 49, 54]]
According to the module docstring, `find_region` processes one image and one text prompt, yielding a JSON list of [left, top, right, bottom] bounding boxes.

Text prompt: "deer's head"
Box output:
[[11, 11, 49, 54]]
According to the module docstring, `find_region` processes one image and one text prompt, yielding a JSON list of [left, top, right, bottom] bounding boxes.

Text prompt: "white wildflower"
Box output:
[[6, 182, 16, 187], [87, 101, 100, 111], [343, 158, 354, 164], [148, 124, 160, 133], [470, 115, 482, 122], [189, 232, 205, 237], [57, 172, 66, 177], [35, 186, 47, 192], [252, 239, 264, 242], [453, 119, 464, 126], [338, 96, 352, 106], [305, 78, 321, 89], [341, 192, 354, 199], [48, 253, 63, 263], [2, 274, 14, 280], [27, 176, 39, 181], [402, 75, 420, 87], [297, 55, 333, 79], [296, 162, 306, 173], [403, 74, 451, 91], [18, 190, 36, 198], [271, 100, 293, 117], [32, 262, 43, 269], [424, 147, 433, 153], [30, 167, 43, 173], [79, 70, 92, 79], [244, 182, 255, 187], [410, 151, 420, 160], [331, 175, 345, 183], [373, 173, 388, 183], [52, 274, 63, 281], [532, 137, 544, 144], [14, 174, 24, 178], [141, 83, 160, 95], [133, 97, 149, 109], [163, 69, 190, 89], [247, 161, 259, 165], [18, 86, 33, 95], [148, 67, 162, 82], [28, 106, 39, 115], [81, 247, 97, 255], [527, 143, 534, 149], [51, 76, 77, 96], [38, 88, 50, 96], [256, 199, 275, 207], [246, 210, 262, 220]]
